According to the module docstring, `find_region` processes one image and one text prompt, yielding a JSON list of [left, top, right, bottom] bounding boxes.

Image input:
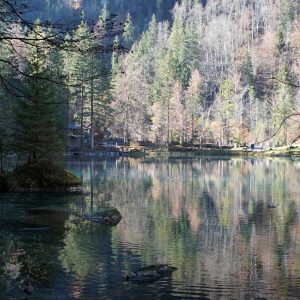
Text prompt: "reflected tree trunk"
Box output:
[[90, 160, 94, 214], [80, 82, 84, 154]]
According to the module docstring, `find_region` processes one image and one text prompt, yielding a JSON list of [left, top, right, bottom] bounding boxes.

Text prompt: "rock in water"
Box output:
[[83, 207, 122, 226], [126, 270, 161, 283], [126, 264, 177, 283], [23, 281, 33, 294], [137, 264, 177, 275]]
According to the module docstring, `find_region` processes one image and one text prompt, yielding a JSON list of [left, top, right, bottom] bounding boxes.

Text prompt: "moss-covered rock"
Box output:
[[2, 163, 81, 192]]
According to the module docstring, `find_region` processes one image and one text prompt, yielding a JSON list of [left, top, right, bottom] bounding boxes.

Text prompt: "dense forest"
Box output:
[[111, 0, 300, 146], [1, 0, 300, 166]]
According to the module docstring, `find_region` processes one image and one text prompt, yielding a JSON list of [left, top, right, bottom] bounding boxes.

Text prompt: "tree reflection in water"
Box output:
[[1, 157, 300, 299]]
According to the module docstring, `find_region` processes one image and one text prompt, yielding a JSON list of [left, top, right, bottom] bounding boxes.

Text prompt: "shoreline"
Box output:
[[123, 145, 300, 158], [63, 145, 300, 159]]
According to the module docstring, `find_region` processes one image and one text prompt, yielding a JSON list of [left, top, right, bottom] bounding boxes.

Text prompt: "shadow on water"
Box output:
[[1, 157, 300, 299]]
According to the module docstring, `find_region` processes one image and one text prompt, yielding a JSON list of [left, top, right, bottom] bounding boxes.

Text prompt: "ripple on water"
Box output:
[[2, 158, 300, 299]]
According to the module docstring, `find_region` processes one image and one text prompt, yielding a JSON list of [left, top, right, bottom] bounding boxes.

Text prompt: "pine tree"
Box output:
[[0, 20, 17, 172], [123, 13, 135, 49], [241, 52, 255, 87], [151, 52, 174, 144], [12, 21, 64, 165], [112, 36, 121, 76], [168, 2, 199, 89], [276, 0, 292, 55]]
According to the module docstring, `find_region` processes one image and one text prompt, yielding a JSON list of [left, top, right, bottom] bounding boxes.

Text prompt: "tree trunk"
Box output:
[[0, 140, 3, 174], [167, 98, 170, 148], [90, 64, 94, 150], [80, 83, 84, 154]]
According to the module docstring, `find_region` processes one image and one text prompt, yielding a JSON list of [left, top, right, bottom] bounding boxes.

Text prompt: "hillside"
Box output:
[[1, 0, 300, 166]]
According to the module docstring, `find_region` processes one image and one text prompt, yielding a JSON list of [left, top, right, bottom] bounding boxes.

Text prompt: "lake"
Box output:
[[1, 157, 300, 299]]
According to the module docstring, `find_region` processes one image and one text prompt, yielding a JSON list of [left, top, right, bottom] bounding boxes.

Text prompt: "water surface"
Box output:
[[1, 157, 300, 299]]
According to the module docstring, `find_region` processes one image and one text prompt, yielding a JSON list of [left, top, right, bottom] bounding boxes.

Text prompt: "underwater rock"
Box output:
[[126, 264, 177, 283], [82, 207, 122, 226], [22, 280, 33, 295], [19, 227, 50, 231], [27, 207, 122, 226]]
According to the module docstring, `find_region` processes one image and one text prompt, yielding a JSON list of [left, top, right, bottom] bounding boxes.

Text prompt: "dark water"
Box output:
[[1, 157, 300, 299]]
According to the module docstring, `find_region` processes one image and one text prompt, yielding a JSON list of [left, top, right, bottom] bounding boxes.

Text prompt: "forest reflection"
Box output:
[[64, 157, 300, 298], [1, 157, 300, 299]]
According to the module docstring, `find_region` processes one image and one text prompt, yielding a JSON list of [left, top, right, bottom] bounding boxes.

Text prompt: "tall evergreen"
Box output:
[[123, 13, 135, 49], [241, 52, 255, 87], [12, 21, 64, 164], [276, 0, 292, 55]]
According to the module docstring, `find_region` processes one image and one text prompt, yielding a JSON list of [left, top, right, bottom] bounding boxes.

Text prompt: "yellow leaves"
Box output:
[[220, 79, 234, 100]]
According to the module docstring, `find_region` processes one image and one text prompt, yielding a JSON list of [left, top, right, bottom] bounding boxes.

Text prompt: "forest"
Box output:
[[1, 0, 300, 167]]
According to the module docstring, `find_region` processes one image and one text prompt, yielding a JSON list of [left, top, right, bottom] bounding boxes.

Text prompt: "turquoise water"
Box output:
[[1, 157, 300, 299]]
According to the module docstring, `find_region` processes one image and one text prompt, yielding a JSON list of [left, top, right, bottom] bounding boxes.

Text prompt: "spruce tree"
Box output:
[[123, 13, 135, 49], [12, 21, 64, 165], [241, 53, 255, 87]]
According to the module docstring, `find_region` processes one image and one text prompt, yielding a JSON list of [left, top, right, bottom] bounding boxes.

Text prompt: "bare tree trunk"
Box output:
[[0, 140, 3, 174], [90, 60, 94, 150], [191, 113, 194, 143], [65, 80, 70, 151], [80, 83, 84, 154], [167, 97, 170, 148], [90, 159, 94, 214]]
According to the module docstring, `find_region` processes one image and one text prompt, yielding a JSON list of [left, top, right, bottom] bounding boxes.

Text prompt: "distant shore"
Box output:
[[115, 144, 300, 158], [64, 144, 300, 159]]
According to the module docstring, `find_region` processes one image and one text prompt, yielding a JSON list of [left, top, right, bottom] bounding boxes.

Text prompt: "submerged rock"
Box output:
[[126, 264, 177, 283], [19, 227, 50, 231], [27, 207, 122, 226], [82, 207, 122, 226], [22, 280, 33, 295]]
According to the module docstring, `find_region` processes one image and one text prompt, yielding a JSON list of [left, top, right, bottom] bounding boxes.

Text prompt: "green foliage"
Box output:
[[273, 63, 294, 145], [6, 163, 80, 191], [241, 53, 255, 87], [112, 36, 121, 76], [12, 21, 64, 164], [169, 10, 196, 88], [220, 79, 234, 101], [123, 13, 135, 48], [63, 17, 113, 143], [276, 0, 292, 55], [276, 28, 286, 55]]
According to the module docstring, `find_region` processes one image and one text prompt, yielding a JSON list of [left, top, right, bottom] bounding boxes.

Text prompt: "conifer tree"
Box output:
[[241, 53, 255, 87], [123, 13, 135, 49], [112, 36, 121, 77], [12, 21, 64, 165], [276, 0, 292, 55]]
